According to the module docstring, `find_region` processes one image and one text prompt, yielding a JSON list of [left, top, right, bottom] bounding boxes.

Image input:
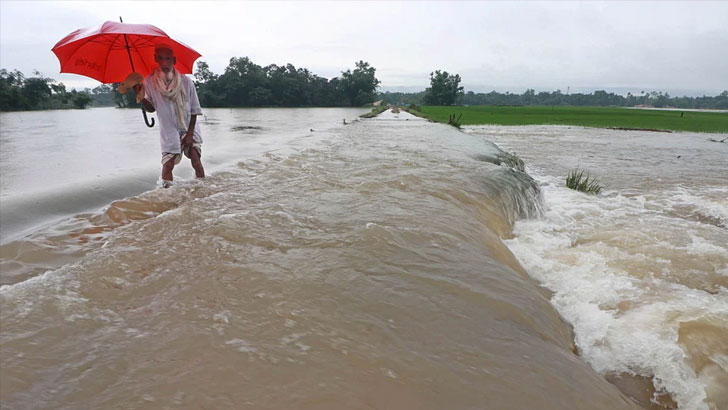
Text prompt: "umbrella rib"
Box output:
[[113, 33, 126, 51], [130, 36, 159, 50], [141, 42, 155, 75], [86, 37, 118, 47], [104, 36, 118, 80], [128, 35, 149, 74], [131, 36, 147, 47], [138, 49, 151, 75]]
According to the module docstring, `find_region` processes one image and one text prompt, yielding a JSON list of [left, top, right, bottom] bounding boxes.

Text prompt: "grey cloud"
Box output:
[[1, 1, 726, 95]]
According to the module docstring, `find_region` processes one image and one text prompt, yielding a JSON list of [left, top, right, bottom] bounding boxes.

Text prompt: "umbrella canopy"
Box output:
[[52, 20, 201, 83]]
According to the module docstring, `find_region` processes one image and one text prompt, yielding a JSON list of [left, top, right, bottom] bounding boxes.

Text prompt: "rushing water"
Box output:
[[0, 107, 723, 409], [0, 107, 368, 242], [466, 125, 728, 410]]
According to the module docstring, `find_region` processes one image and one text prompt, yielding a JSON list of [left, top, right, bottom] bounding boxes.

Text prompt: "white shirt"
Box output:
[[144, 73, 203, 154]]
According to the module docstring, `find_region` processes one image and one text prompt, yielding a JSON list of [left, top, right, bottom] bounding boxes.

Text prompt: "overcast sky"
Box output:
[[1, 0, 726, 95]]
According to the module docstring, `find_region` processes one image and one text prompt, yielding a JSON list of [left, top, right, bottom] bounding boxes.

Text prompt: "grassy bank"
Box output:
[[409, 105, 728, 133], [360, 105, 390, 118]]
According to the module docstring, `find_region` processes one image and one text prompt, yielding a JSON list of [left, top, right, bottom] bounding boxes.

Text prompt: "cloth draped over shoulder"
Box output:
[[150, 67, 188, 131], [144, 67, 203, 154]]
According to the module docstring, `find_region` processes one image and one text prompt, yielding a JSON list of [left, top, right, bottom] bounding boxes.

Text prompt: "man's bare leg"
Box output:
[[190, 148, 205, 178], [162, 160, 175, 184]]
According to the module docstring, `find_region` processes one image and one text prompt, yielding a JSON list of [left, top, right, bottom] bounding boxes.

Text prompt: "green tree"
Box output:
[[339, 61, 380, 106], [71, 91, 93, 109], [522, 88, 536, 105], [50, 82, 68, 103], [90, 84, 115, 107], [249, 86, 272, 105], [194, 61, 218, 84], [219, 56, 266, 106], [715, 91, 728, 109], [423, 70, 463, 106], [22, 76, 52, 108], [0, 69, 26, 110], [193, 61, 223, 107], [111, 83, 139, 108]]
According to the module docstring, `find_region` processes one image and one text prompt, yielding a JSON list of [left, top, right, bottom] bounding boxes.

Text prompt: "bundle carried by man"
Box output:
[[117, 72, 145, 103]]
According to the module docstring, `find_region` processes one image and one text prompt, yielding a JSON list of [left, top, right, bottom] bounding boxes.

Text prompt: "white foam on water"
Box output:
[[687, 234, 728, 256], [669, 187, 728, 228], [505, 172, 728, 410], [225, 338, 257, 353], [0, 265, 83, 314]]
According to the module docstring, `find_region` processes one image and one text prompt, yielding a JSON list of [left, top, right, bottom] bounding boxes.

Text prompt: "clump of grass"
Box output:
[[448, 113, 463, 128], [566, 168, 602, 194], [500, 151, 525, 171]]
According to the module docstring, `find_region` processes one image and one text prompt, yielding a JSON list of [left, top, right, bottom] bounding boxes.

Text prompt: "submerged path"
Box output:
[[1, 108, 645, 409]]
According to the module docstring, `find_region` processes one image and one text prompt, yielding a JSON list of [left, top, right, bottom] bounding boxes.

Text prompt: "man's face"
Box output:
[[155, 48, 176, 72]]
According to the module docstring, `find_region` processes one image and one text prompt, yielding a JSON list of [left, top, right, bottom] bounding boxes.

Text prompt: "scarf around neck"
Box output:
[[151, 67, 188, 131]]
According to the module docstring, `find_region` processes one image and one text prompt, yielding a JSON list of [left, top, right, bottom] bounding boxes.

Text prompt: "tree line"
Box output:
[[3, 61, 727, 111], [456, 89, 728, 109], [384, 72, 728, 109], [0, 69, 93, 111], [112, 58, 381, 108], [1, 58, 382, 111], [103, 58, 381, 109], [192, 58, 380, 107]]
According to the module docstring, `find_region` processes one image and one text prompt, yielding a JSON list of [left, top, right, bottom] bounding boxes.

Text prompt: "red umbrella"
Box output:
[[52, 20, 201, 83], [52, 20, 201, 127]]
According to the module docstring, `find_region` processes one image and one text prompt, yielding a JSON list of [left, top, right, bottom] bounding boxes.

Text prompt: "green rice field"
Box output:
[[413, 106, 728, 133]]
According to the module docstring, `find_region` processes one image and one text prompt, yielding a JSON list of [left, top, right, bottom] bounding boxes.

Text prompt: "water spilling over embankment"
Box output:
[[1, 109, 641, 409], [467, 124, 727, 410]]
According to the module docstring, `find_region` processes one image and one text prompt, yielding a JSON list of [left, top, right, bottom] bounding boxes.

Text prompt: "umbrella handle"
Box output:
[[142, 107, 155, 127]]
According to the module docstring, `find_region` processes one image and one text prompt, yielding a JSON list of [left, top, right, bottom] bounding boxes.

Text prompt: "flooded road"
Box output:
[[2, 108, 722, 409]]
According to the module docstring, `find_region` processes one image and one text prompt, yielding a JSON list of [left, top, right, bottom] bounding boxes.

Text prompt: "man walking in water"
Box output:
[[134, 44, 204, 187]]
